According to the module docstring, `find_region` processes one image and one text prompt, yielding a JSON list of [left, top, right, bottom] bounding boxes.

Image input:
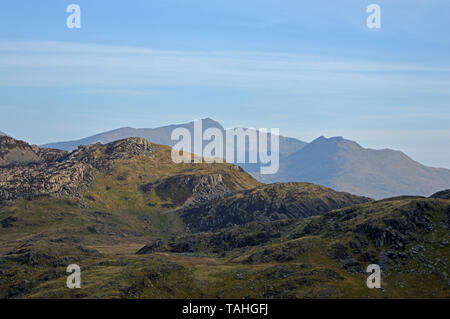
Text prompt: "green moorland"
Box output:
[[0, 138, 448, 299], [0, 195, 448, 299]]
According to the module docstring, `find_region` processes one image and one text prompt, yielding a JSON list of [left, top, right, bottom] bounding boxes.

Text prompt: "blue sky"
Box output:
[[0, 0, 449, 168]]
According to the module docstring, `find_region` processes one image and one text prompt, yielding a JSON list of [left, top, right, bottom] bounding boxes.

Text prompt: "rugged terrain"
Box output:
[[431, 189, 450, 200], [177, 182, 371, 232], [40, 118, 450, 199], [0, 136, 448, 299], [0, 136, 65, 167], [137, 196, 449, 298]]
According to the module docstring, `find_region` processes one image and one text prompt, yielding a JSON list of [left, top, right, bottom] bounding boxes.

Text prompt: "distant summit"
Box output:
[[255, 135, 450, 199], [40, 118, 226, 151], [41, 118, 306, 158]]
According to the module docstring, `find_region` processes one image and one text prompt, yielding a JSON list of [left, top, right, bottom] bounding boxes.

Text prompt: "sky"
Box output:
[[0, 0, 449, 168]]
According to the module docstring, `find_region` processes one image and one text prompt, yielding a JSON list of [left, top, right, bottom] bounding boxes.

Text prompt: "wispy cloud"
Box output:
[[1, 40, 449, 95], [79, 89, 165, 96]]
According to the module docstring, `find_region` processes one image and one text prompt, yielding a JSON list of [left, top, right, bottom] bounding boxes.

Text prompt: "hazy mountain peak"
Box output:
[[307, 136, 363, 153], [258, 135, 450, 199], [0, 131, 7, 137], [40, 118, 305, 157], [195, 117, 224, 130], [311, 136, 351, 144], [201, 117, 221, 124]]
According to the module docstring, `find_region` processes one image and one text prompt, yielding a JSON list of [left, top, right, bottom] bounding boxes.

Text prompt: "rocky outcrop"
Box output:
[[0, 137, 154, 204], [298, 197, 450, 274], [137, 220, 294, 255], [0, 161, 95, 203], [0, 136, 66, 167], [178, 182, 372, 232], [139, 197, 449, 281], [140, 173, 231, 207], [62, 137, 153, 170], [430, 189, 450, 200]]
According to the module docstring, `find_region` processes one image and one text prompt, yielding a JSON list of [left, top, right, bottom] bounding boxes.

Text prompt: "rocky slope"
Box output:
[[0, 137, 156, 205], [431, 189, 450, 200], [0, 136, 66, 167], [137, 196, 449, 298], [0, 136, 260, 209], [0, 161, 95, 203], [1, 194, 448, 299], [177, 182, 372, 232]]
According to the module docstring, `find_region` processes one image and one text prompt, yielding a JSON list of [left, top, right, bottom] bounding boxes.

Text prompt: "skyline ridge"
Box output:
[[19, 116, 445, 170]]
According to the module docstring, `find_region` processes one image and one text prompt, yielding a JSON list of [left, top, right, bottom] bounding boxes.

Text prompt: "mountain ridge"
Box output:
[[31, 119, 450, 199], [255, 136, 450, 199], [41, 118, 307, 159]]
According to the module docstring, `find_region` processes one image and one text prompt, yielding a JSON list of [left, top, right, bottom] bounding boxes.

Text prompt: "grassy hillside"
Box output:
[[0, 137, 448, 299], [137, 197, 450, 298], [1, 196, 448, 299], [80, 142, 260, 212]]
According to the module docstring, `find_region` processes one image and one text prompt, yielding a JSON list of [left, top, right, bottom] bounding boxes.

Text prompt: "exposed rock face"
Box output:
[[430, 189, 450, 200], [141, 173, 231, 207], [0, 161, 95, 202], [188, 174, 229, 205], [0, 136, 66, 167], [178, 182, 373, 232], [138, 197, 449, 283], [136, 220, 294, 255], [62, 137, 153, 170], [298, 198, 450, 273], [0, 137, 154, 204]]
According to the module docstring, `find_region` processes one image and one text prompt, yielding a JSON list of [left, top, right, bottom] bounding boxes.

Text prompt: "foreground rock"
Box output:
[[0, 137, 154, 204], [178, 182, 372, 232], [139, 196, 449, 285], [0, 136, 66, 167]]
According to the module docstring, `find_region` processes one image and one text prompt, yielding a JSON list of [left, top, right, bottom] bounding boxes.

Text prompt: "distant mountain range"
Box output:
[[41, 118, 306, 157], [253, 136, 450, 199], [0, 131, 7, 136], [39, 118, 450, 199]]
